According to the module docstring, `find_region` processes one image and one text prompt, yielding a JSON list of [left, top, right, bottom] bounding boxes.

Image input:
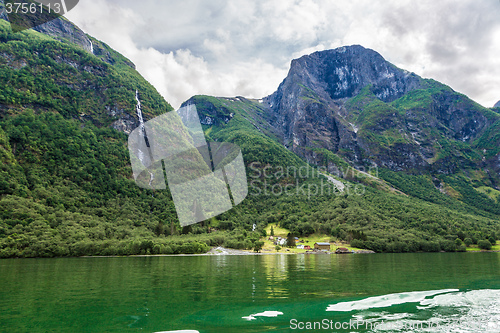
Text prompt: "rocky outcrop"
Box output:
[[0, 1, 7, 21], [0, 2, 134, 69], [106, 106, 139, 135], [33, 17, 93, 53], [270, 45, 422, 104], [262, 45, 496, 173], [0, 1, 91, 52], [494, 100, 500, 108], [263, 45, 421, 169]]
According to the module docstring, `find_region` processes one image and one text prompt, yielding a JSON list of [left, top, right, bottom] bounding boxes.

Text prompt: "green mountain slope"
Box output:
[[0, 17, 221, 257], [180, 95, 500, 252], [0, 16, 498, 257]]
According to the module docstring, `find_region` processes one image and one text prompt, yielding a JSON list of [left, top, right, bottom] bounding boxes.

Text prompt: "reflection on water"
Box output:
[[262, 255, 289, 298], [0, 253, 499, 332]]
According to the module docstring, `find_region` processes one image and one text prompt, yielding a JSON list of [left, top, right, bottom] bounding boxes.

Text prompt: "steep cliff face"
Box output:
[[0, 16, 168, 134], [0, 1, 91, 49], [495, 100, 500, 108], [0, 0, 134, 68], [263, 45, 498, 173], [269, 45, 422, 104]]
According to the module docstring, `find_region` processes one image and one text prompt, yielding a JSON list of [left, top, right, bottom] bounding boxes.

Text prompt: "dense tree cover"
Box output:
[[0, 19, 499, 258], [0, 20, 171, 123], [189, 95, 500, 253], [478, 240, 492, 250], [4, 102, 498, 257]]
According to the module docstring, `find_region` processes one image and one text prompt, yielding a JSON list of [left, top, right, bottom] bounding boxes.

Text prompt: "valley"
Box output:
[[0, 7, 499, 258]]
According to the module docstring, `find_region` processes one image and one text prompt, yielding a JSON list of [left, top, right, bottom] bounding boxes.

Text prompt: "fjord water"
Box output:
[[0, 253, 499, 333]]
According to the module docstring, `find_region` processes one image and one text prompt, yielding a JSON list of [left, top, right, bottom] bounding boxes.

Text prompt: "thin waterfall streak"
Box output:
[[135, 90, 154, 187]]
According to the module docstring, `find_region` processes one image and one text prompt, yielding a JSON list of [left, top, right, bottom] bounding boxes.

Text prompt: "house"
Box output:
[[314, 242, 331, 251], [304, 245, 311, 250], [275, 237, 286, 246], [335, 247, 351, 254], [296, 245, 304, 249]]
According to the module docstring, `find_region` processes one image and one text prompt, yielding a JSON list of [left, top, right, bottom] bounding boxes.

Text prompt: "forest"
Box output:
[[0, 19, 499, 258]]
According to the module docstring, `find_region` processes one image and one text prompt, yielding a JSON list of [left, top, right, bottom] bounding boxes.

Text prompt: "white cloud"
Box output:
[[67, 0, 500, 108]]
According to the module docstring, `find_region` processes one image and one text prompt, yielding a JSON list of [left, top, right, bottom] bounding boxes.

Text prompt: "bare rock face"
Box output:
[[262, 45, 495, 172], [0, 3, 134, 69], [33, 17, 93, 53], [0, 1, 91, 51], [264, 45, 422, 169], [494, 101, 500, 108]]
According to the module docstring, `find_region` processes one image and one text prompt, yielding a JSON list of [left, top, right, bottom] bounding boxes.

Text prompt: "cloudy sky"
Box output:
[[66, 0, 500, 109]]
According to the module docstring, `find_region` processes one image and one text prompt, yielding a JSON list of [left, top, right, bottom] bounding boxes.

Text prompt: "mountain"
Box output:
[[0, 10, 498, 257], [0, 13, 209, 257], [262, 45, 499, 176], [495, 100, 500, 108], [182, 46, 500, 252]]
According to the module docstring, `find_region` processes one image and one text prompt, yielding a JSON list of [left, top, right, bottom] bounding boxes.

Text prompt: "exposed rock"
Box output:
[[106, 106, 139, 135], [0, 3, 134, 69], [494, 100, 500, 108], [270, 45, 422, 104], [111, 115, 138, 135], [262, 45, 495, 173], [0, 1, 90, 51], [32, 17, 92, 52]]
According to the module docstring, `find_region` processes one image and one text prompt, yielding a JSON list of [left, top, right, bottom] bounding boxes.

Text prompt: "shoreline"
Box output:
[[136, 246, 377, 257], [2, 247, 500, 260]]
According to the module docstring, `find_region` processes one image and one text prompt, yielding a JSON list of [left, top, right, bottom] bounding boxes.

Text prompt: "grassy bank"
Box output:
[[260, 223, 365, 254]]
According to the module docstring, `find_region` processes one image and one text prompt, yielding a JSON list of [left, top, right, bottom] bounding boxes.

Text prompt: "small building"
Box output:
[[314, 242, 331, 251], [296, 245, 304, 249], [304, 245, 311, 250], [335, 247, 351, 254], [276, 238, 286, 246]]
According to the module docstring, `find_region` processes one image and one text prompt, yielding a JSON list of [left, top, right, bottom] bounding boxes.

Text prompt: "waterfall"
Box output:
[[90, 40, 94, 54], [135, 90, 145, 131], [135, 90, 155, 186]]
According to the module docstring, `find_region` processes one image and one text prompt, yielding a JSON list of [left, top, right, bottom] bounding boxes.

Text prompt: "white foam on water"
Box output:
[[242, 310, 284, 321], [406, 289, 500, 333], [326, 289, 458, 312], [335, 289, 500, 333]]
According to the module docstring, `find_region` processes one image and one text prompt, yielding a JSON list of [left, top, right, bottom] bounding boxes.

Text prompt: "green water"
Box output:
[[0, 253, 499, 332]]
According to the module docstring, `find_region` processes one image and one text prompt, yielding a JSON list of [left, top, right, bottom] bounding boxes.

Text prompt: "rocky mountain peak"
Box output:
[[261, 45, 497, 173], [494, 100, 500, 108], [0, 1, 91, 52], [0, 1, 133, 69], [271, 45, 422, 106]]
